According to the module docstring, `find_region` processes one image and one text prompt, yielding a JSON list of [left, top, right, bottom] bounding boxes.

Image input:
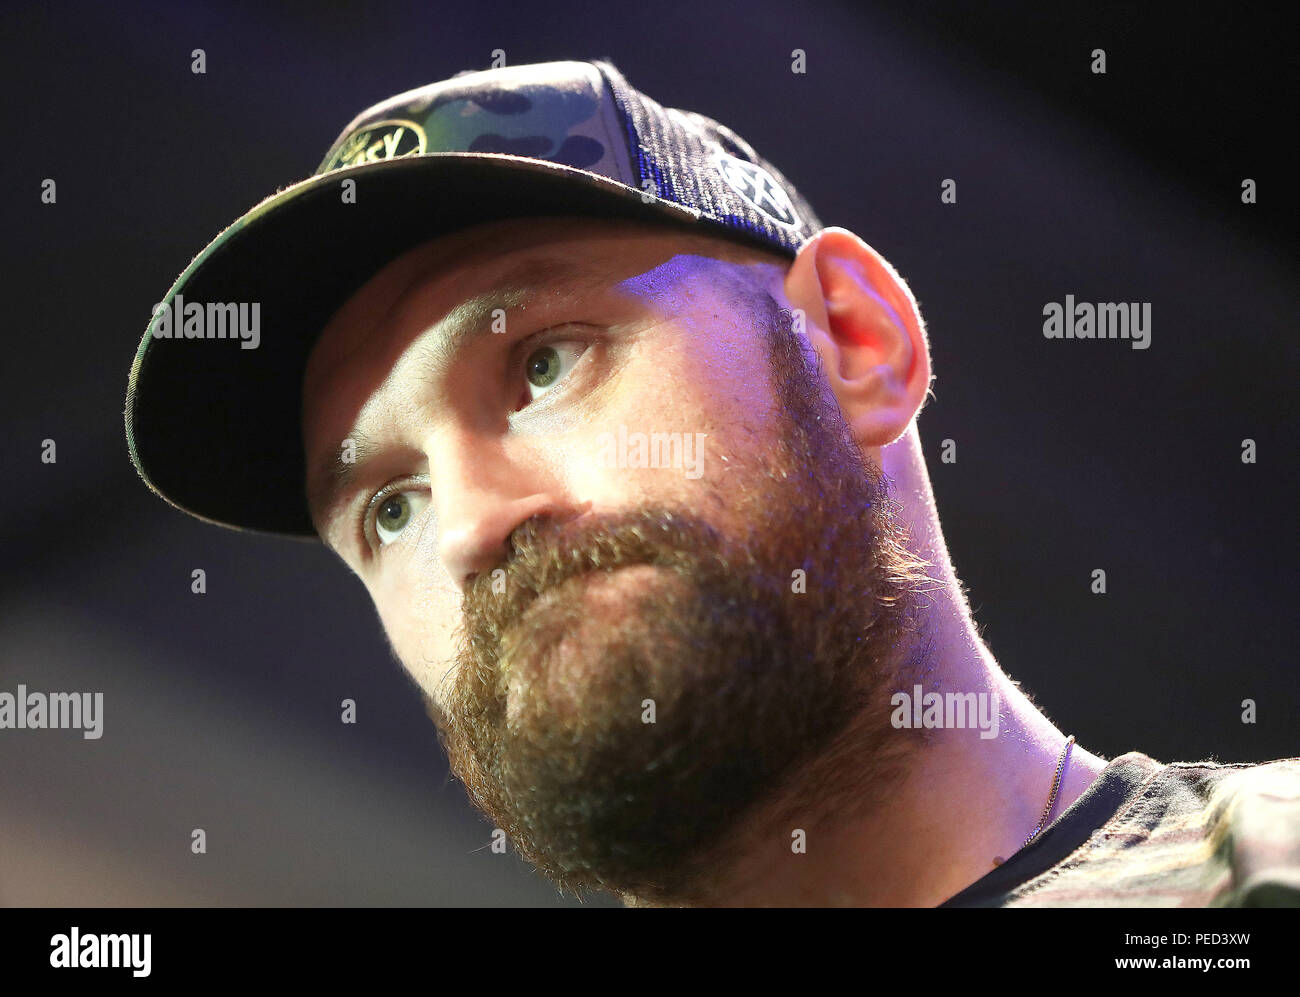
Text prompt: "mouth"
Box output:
[[493, 564, 668, 720], [520, 563, 662, 621], [497, 563, 672, 665]]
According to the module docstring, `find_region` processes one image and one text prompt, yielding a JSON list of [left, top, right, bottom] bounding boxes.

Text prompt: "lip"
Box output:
[[514, 563, 660, 624], [506, 564, 665, 680]]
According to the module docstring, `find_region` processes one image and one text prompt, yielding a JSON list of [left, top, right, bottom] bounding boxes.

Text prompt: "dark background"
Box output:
[[2, 0, 1295, 905]]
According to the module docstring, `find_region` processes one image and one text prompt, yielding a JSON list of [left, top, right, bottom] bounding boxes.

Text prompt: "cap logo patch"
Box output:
[[323, 119, 428, 170], [713, 151, 800, 228]]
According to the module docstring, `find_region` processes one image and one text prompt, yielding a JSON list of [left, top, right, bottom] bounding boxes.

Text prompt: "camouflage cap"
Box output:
[[125, 58, 825, 538]]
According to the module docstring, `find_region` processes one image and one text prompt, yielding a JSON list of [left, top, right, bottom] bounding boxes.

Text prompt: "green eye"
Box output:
[[374, 491, 417, 545], [520, 341, 584, 406], [526, 346, 562, 388], [377, 493, 409, 530]]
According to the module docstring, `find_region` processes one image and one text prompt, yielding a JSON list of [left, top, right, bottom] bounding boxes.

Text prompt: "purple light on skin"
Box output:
[[612, 252, 782, 419]]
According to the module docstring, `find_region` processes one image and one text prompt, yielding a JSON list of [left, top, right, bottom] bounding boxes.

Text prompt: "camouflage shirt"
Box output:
[[939, 751, 1300, 907]]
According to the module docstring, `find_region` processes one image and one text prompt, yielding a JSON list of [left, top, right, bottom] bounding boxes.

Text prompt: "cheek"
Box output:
[[645, 317, 781, 458], [543, 321, 779, 508], [369, 565, 462, 700], [656, 301, 782, 440]]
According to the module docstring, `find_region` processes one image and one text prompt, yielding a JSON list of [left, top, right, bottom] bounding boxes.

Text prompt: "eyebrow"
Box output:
[[307, 255, 619, 532]]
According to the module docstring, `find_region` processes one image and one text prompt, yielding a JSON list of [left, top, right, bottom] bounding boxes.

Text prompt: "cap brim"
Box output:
[[126, 153, 772, 539]]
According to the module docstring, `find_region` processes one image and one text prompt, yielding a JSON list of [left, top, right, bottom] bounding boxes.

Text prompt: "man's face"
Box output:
[[303, 216, 923, 902]]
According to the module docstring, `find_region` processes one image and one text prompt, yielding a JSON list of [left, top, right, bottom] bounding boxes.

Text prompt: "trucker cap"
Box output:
[[125, 58, 825, 538]]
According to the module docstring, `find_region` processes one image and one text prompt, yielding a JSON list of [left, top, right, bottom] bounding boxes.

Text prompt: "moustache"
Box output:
[[458, 508, 734, 640]]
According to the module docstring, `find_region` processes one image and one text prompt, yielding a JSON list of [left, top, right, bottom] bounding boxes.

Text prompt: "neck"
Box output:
[[625, 427, 1109, 907]]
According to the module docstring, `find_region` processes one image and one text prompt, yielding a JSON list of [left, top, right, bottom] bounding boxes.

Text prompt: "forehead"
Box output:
[[303, 215, 755, 393]]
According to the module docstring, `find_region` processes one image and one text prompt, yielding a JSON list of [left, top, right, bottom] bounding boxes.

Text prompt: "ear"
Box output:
[[782, 227, 930, 448]]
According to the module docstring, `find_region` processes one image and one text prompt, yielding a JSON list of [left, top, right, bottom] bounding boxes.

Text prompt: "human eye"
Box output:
[[365, 484, 431, 549], [514, 332, 588, 410]]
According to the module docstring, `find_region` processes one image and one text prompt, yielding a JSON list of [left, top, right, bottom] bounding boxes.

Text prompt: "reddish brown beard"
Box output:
[[427, 296, 931, 904]]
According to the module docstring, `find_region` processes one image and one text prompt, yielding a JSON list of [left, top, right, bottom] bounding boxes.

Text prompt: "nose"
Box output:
[[427, 428, 574, 589]]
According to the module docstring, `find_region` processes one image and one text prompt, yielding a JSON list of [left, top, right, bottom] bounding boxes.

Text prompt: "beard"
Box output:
[[426, 293, 931, 904]]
